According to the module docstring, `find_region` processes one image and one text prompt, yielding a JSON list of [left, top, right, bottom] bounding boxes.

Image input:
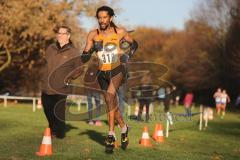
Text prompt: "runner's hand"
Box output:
[[120, 54, 129, 63]]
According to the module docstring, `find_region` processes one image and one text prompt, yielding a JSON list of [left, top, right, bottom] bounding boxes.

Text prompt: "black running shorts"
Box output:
[[97, 65, 128, 91]]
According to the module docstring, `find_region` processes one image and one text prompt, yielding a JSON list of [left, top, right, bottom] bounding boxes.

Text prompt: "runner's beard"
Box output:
[[99, 23, 111, 31]]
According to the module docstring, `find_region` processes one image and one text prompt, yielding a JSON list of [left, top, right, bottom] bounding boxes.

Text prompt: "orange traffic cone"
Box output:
[[152, 124, 164, 143], [152, 124, 160, 140], [139, 126, 152, 147], [37, 99, 42, 109], [36, 128, 52, 156]]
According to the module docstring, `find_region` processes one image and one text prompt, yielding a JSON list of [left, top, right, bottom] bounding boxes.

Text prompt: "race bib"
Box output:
[[97, 50, 118, 64], [97, 42, 119, 64], [221, 98, 227, 103], [215, 97, 221, 103]]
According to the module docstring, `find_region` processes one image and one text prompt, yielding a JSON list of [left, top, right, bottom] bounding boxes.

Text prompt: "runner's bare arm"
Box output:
[[213, 93, 217, 98], [227, 95, 231, 103], [81, 31, 96, 63], [119, 28, 138, 63], [123, 29, 138, 57]]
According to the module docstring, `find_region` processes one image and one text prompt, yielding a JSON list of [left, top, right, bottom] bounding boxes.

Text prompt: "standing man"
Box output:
[[118, 84, 127, 118], [41, 25, 82, 139], [84, 57, 102, 126], [81, 6, 138, 153], [137, 75, 153, 122], [183, 91, 194, 117]]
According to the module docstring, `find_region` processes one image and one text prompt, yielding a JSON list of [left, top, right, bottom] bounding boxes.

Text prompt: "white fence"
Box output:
[[0, 95, 89, 112], [0, 95, 40, 112]]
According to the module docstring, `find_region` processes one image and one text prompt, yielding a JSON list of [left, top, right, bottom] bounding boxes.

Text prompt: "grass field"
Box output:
[[0, 103, 240, 160]]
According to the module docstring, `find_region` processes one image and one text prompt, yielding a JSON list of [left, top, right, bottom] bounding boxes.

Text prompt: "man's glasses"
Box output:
[[57, 32, 68, 35]]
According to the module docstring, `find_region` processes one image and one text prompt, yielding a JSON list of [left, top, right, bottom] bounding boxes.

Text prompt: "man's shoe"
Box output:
[[121, 125, 129, 150], [88, 120, 94, 125], [105, 135, 116, 153], [56, 131, 65, 139]]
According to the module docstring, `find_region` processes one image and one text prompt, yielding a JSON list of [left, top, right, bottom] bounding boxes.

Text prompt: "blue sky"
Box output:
[[81, 0, 198, 31]]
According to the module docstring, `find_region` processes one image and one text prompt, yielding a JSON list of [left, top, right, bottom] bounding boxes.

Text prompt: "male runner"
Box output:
[[81, 6, 138, 153]]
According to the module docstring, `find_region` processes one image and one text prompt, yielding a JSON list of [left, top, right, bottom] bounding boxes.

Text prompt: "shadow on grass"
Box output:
[[226, 107, 240, 114], [79, 130, 105, 146], [207, 121, 240, 138], [167, 122, 200, 133], [65, 124, 78, 133]]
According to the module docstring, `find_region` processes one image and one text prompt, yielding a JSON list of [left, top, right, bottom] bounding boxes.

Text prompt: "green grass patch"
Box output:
[[0, 103, 239, 160]]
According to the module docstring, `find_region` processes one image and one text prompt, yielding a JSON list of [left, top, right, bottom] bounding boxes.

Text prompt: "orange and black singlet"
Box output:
[[94, 29, 123, 71]]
